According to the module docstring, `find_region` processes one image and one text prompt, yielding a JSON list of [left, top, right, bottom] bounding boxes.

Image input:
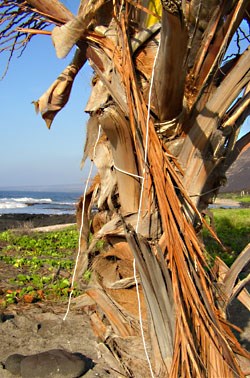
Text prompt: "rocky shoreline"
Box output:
[[1, 198, 248, 233], [0, 214, 76, 233]]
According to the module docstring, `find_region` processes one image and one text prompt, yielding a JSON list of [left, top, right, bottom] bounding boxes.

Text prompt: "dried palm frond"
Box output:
[[33, 46, 87, 129], [1, 1, 250, 377], [0, 0, 73, 76]]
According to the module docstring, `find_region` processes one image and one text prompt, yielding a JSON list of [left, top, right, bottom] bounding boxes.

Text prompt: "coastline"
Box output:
[[0, 213, 76, 232], [213, 198, 240, 207], [1, 196, 248, 233]]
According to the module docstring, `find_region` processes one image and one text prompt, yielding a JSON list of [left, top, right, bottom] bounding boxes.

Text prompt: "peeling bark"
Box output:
[[152, 7, 188, 121], [99, 107, 140, 214], [26, 0, 73, 23]]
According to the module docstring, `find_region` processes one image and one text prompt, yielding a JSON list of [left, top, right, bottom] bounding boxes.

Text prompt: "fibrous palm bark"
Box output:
[[1, 0, 250, 376]]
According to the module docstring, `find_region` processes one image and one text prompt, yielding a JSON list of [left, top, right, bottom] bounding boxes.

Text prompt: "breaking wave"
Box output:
[[0, 190, 81, 214], [0, 197, 53, 210]]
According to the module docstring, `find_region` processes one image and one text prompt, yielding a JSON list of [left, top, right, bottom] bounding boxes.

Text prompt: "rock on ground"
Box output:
[[0, 304, 117, 378]]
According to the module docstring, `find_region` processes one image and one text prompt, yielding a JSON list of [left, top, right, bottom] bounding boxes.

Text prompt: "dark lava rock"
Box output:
[[4, 354, 26, 375], [0, 214, 76, 232], [5, 349, 93, 378], [0, 313, 15, 323]]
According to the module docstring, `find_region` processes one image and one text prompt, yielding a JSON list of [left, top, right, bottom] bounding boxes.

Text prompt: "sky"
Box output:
[[0, 1, 92, 190], [0, 2, 249, 190]]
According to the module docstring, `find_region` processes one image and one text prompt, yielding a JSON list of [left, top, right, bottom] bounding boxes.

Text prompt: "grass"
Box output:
[[203, 208, 250, 266], [234, 195, 250, 203], [217, 192, 250, 203]]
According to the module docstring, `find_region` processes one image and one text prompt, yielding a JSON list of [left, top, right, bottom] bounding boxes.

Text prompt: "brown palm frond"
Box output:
[[32, 46, 87, 129], [189, 0, 249, 109], [83, 9, 248, 375], [0, 1, 50, 53], [0, 0, 73, 76], [1, 1, 249, 377]]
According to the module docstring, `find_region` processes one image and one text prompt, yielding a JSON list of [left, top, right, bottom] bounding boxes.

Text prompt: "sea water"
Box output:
[[0, 190, 82, 215]]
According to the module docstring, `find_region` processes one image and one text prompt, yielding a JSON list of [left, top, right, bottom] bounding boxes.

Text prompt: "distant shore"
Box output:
[[213, 198, 240, 208], [213, 198, 250, 208], [0, 197, 249, 233], [0, 213, 76, 232]]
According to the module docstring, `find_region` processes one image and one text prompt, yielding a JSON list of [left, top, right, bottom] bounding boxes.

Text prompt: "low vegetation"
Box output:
[[218, 192, 250, 203], [0, 208, 249, 308], [235, 195, 250, 203], [0, 227, 81, 307], [203, 208, 250, 267]]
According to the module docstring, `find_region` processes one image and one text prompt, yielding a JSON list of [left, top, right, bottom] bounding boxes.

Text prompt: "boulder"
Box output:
[[4, 353, 26, 375], [5, 349, 93, 377]]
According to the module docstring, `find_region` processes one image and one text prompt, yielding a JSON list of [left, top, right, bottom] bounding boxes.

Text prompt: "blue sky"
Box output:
[[0, 2, 249, 189], [0, 1, 92, 189]]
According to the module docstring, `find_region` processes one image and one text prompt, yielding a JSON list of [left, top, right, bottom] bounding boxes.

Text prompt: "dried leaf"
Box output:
[[33, 47, 86, 128], [52, 0, 107, 58]]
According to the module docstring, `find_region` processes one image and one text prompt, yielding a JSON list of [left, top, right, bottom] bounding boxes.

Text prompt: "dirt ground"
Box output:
[[0, 302, 118, 377], [0, 216, 118, 377], [0, 301, 249, 377], [0, 295, 249, 377]]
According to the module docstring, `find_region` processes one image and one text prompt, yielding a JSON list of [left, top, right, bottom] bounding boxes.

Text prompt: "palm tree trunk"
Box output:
[[1, 0, 250, 376]]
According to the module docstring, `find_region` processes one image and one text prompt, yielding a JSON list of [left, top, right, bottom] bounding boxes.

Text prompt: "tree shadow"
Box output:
[[227, 291, 250, 352]]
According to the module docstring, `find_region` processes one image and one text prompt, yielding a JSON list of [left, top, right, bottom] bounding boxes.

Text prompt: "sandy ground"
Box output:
[[213, 198, 241, 207], [0, 303, 117, 377], [0, 298, 249, 377], [31, 223, 76, 232]]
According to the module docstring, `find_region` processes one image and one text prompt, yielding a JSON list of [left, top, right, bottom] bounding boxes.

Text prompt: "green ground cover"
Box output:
[[0, 227, 81, 306], [0, 208, 249, 307], [218, 193, 250, 203], [235, 195, 250, 203], [203, 208, 250, 266]]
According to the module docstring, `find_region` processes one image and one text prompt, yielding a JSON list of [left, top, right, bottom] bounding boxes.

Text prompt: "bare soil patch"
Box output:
[[0, 302, 117, 377]]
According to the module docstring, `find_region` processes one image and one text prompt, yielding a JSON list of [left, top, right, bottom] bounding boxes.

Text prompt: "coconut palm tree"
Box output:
[[1, 1, 250, 376]]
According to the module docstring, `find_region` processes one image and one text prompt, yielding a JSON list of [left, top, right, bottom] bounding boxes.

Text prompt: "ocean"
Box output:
[[0, 190, 83, 215]]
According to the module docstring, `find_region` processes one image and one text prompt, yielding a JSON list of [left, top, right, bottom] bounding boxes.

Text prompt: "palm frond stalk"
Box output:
[[1, 0, 250, 376]]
